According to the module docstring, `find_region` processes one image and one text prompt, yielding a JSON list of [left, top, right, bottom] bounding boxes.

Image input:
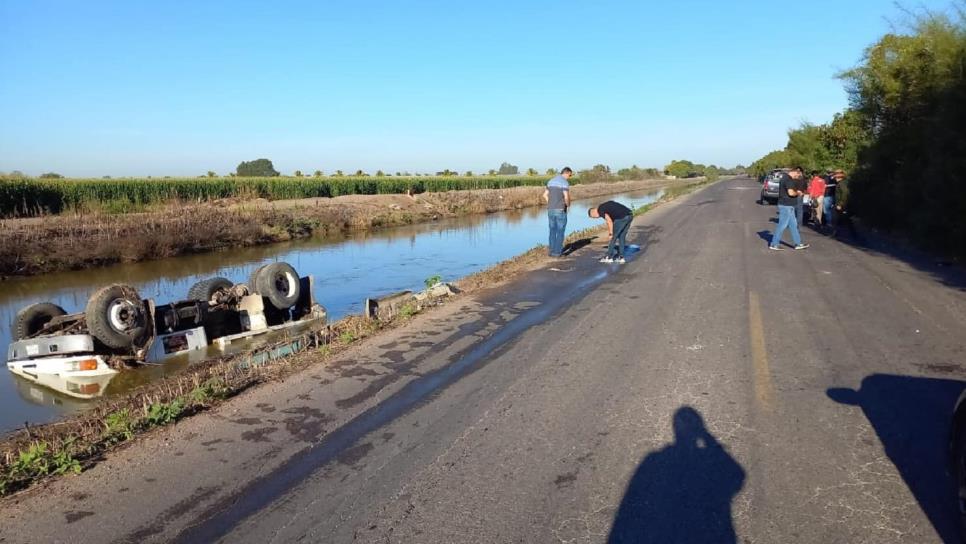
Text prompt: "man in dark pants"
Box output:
[[589, 200, 633, 263], [542, 167, 572, 257]]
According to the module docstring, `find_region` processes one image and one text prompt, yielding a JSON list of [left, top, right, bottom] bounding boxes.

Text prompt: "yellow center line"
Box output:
[[748, 290, 775, 410]]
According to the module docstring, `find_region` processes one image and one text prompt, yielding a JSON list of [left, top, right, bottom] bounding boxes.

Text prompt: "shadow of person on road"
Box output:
[[607, 406, 746, 544], [562, 236, 597, 256], [828, 373, 966, 543]]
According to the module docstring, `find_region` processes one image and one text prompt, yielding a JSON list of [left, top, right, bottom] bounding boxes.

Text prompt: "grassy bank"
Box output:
[[0, 179, 671, 277], [0, 176, 713, 497]]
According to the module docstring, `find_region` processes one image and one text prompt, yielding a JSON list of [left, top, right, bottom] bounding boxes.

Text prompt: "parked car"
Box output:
[[759, 169, 788, 205], [950, 390, 966, 541]]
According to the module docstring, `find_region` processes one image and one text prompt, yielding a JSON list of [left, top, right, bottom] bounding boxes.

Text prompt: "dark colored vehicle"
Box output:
[[950, 391, 966, 540]]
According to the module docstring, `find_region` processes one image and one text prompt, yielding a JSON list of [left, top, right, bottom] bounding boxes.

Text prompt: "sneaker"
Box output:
[[599, 257, 614, 263], [768, 245, 784, 251], [615, 257, 626, 264], [794, 243, 810, 250]]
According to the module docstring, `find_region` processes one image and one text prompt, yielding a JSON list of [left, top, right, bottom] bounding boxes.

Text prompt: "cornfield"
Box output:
[[0, 176, 573, 218]]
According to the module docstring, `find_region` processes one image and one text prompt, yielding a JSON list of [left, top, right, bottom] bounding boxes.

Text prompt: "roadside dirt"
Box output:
[[0, 179, 671, 277]]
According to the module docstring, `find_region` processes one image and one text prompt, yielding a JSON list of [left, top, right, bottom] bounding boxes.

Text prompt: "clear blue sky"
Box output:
[[0, 0, 953, 177]]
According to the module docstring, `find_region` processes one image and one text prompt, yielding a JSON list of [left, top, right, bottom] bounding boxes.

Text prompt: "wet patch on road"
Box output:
[[337, 442, 374, 467], [122, 485, 223, 544], [64, 510, 95, 523], [241, 427, 279, 443], [282, 406, 334, 442], [231, 417, 262, 426], [554, 471, 578, 488], [255, 403, 276, 413]]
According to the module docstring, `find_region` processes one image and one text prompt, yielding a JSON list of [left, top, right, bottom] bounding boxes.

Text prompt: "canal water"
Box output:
[[0, 188, 664, 434]]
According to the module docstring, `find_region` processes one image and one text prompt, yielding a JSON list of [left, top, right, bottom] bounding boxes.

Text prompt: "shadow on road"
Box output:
[[562, 236, 597, 256], [828, 226, 966, 291], [828, 374, 966, 543], [608, 406, 745, 544]]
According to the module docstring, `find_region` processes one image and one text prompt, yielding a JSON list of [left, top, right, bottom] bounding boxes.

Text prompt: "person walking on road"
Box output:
[[769, 167, 809, 251], [589, 200, 633, 263], [543, 167, 572, 257]]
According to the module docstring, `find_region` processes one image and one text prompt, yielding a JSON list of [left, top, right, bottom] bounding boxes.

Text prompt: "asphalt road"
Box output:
[[4, 177, 966, 543]]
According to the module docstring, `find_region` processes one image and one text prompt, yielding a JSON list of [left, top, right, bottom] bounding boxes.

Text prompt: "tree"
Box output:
[[313, 170, 323, 177], [236, 158, 279, 177], [545, 168, 557, 175], [376, 170, 386, 176], [488, 169, 498, 176], [464, 171, 473, 176], [39, 172, 63, 179], [436, 169, 457, 176], [294, 170, 303, 177], [664, 160, 697, 178], [334, 170, 344, 176], [579, 164, 613, 183], [497, 162, 519, 175], [354, 169, 367, 176], [526, 168, 538, 176], [207, 171, 217, 178]]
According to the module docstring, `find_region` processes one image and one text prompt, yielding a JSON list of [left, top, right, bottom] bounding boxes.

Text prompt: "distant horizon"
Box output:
[[1, 1, 953, 178], [1, 161, 738, 180]]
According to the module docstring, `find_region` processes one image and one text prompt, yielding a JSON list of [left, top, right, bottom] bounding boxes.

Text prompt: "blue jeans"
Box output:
[[548, 209, 567, 256], [795, 196, 804, 226], [771, 205, 802, 247], [608, 216, 633, 258], [823, 196, 835, 225]]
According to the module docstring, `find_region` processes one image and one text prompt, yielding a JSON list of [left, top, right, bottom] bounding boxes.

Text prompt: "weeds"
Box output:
[[145, 399, 185, 426], [424, 275, 442, 289], [399, 302, 419, 318], [104, 408, 136, 442]]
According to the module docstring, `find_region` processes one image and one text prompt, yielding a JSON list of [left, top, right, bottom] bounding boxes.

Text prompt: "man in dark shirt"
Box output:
[[589, 200, 633, 263], [769, 167, 809, 250]]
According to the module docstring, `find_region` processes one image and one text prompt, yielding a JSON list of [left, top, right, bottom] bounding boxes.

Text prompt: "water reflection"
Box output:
[[0, 189, 664, 433]]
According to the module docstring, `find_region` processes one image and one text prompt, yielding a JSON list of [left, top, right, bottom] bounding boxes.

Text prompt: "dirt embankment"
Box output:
[[0, 179, 670, 277]]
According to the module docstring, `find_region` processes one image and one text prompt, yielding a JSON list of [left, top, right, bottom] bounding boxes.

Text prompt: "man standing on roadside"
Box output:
[[769, 167, 809, 251], [808, 171, 827, 227], [589, 200, 633, 263], [542, 167, 572, 257]]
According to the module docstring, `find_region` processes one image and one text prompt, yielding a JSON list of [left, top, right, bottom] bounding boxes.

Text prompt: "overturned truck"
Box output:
[[6, 262, 326, 396]]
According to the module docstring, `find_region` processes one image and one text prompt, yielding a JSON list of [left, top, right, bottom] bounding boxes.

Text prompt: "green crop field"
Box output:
[[0, 175, 581, 218]]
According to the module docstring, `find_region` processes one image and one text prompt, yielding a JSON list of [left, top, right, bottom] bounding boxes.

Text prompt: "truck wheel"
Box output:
[[85, 285, 148, 349], [252, 262, 300, 310], [187, 277, 234, 303], [14, 302, 67, 340], [247, 265, 267, 294]]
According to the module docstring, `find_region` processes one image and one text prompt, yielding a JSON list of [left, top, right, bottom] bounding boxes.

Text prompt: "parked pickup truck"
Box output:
[[6, 262, 326, 399]]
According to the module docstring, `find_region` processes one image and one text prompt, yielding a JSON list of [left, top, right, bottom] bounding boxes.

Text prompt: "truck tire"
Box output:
[[252, 262, 300, 310], [247, 265, 267, 294], [14, 302, 67, 340], [187, 277, 233, 303], [85, 285, 148, 349]]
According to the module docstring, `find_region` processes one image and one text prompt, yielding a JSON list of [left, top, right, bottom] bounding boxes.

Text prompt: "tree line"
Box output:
[[750, 7, 965, 256]]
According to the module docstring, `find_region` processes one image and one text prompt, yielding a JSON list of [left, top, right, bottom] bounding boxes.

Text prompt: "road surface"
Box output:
[[3, 176, 966, 543]]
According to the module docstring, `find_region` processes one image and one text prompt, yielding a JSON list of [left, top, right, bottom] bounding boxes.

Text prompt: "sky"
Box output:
[[0, 0, 955, 177]]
